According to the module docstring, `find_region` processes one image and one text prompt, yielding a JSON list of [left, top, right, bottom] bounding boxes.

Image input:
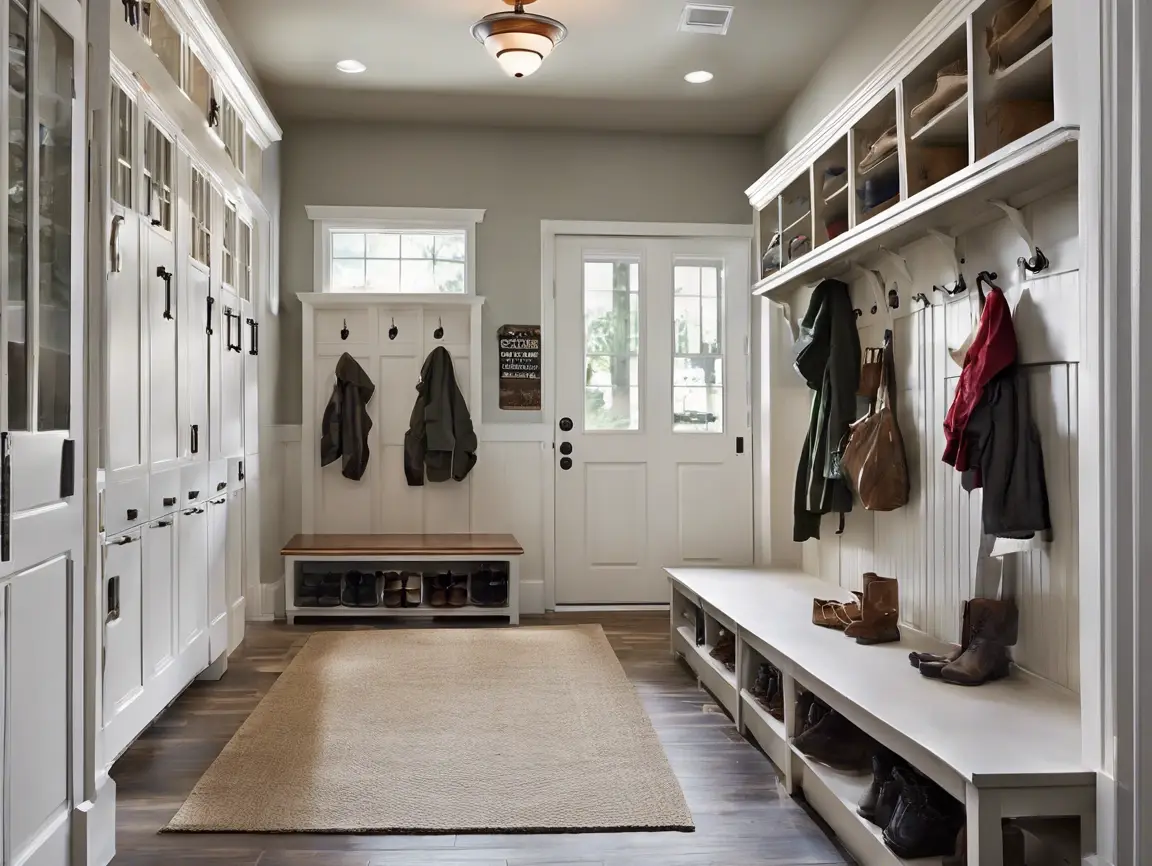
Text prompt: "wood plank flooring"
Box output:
[[110, 613, 852, 866]]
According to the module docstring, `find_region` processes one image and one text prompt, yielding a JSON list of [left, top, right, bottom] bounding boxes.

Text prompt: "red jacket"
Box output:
[[942, 287, 1017, 470]]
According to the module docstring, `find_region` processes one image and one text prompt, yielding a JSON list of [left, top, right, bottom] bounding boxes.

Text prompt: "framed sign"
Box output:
[[498, 325, 542, 410]]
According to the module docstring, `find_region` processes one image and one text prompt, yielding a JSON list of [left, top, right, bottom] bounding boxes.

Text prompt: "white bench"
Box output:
[[667, 566, 1094, 866]]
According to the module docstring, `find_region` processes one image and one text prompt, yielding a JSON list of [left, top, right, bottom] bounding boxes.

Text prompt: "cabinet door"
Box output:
[[207, 494, 229, 660], [102, 532, 143, 730], [177, 506, 208, 651], [226, 487, 245, 653], [242, 298, 259, 455], [106, 209, 146, 480], [243, 454, 261, 634], [184, 263, 210, 462], [147, 229, 179, 470], [215, 286, 243, 459], [142, 516, 176, 680]]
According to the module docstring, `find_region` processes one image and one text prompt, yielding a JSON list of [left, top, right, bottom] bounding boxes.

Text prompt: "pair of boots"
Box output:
[[749, 663, 784, 721], [860, 748, 966, 859], [910, 598, 1019, 686], [793, 706, 876, 773], [709, 628, 736, 671], [795, 689, 830, 738], [812, 573, 900, 645], [341, 571, 379, 607], [429, 573, 467, 608]]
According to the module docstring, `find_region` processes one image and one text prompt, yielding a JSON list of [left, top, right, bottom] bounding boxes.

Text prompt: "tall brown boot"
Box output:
[[940, 599, 1018, 686], [844, 574, 900, 645], [911, 600, 971, 669]]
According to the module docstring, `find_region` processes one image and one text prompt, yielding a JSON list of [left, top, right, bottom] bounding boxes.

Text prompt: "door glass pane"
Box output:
[[584, 258, 640, 431], [673, 261, 723, 432], [37, 11, 73, 431], [7, 0, 29, 430]]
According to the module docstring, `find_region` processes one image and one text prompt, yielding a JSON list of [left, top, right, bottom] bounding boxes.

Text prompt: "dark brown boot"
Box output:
[[911, 601, 971, 668], [940, 599, 1018, 686], [845, 574, 900, 645], [793, 710, 876, 772]]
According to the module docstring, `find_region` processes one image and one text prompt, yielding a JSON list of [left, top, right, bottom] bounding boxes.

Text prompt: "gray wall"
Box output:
[[762, 0, 938, 164], [275, 121, 763, 425]]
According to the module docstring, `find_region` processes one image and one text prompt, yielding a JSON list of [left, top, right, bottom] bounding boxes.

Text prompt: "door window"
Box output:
[[672, 260, 724, 432], [583, 257, 640, 431], [143, 119, 172, 231], [7, 0, 29, 430]]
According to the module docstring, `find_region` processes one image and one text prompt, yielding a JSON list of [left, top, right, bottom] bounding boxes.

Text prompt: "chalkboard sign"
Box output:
[[498, 325, 541, 411]]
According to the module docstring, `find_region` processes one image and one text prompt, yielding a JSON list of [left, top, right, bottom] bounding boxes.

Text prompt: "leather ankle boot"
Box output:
[[911, 600, 971, 668], [858, 746, 898, 824], [941, 598, 1018, 686], [750, 663, 773, 699], [811, 591, 863, 630], [845, 574, 900, 645], [767, 675, 785, 721], [793, 710, 876, 772], [882, 768, 965, 858]]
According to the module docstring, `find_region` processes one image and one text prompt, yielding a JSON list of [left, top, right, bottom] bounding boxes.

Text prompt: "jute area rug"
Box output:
[[166, 625, 693, 834]]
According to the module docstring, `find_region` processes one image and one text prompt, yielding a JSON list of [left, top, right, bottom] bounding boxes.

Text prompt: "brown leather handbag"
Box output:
[[840, 329, 910, 511], [858, 346, 883, 400]]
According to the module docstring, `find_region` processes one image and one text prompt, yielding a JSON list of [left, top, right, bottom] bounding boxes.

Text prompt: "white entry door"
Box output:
[[0, 0, 87, 863], [554, 235, 753, 604]]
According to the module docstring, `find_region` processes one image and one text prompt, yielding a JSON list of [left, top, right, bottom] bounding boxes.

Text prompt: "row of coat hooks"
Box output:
[[339, 317, 445, 341]]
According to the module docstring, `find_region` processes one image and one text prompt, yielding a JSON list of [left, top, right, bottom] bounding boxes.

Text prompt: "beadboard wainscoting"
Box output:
[[773, 187, 1081, 693], [256, 424, 549, 619]]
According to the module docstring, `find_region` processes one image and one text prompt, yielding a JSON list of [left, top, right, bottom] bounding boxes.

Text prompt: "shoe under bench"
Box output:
[[667, 566, 1094, 866], [282, 533, 523, 625]]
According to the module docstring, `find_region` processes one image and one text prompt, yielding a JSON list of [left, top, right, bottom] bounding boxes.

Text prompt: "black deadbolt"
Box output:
[[559, 417, 573, 432], [560, 442, 573, 455], [560, 457, 573, 471]]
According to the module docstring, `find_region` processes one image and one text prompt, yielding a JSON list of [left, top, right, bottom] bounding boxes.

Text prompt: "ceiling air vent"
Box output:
[[678, 4, 734, 36]]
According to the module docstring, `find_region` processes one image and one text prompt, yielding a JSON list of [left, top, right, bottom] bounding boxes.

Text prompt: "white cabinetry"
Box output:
[[207, 494, 229, 660], [184, 262, 211, 463], [142, 516, 177, 682], [178, 504, 209, 655], [227, 485, 246, 653], [102, 532, 144, 760], [145, 226, 180, 474]]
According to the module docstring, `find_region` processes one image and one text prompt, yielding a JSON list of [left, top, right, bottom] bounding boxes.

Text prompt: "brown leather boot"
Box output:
[[911, 600, 972, 669], [793, 710, 876, 772], [940, 599, 1018, 686], [811, 592, 863, 630], [845, 574, 900, 645]]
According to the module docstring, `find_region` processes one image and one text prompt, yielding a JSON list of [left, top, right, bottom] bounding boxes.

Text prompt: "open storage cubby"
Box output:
[[780, 173, 813, 266], [758, 194, 783, 281], [669, 582, 739, 718], [904, 24, 971, 198], [852, 90, 902, 225], [814, 136, 850, 247]]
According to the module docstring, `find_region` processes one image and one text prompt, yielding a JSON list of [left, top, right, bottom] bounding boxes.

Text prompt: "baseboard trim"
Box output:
[[74, 773, 116, 866], [520, 579, 545, 615], [554, 604, 670, 612]]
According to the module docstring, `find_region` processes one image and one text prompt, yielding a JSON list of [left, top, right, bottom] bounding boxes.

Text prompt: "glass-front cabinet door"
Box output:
[[0, 0, 88, 864]]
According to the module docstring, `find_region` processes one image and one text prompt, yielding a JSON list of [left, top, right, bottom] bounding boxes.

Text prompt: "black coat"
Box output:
[[320, 353, 375, 481], [404, 347, 478, 485], [792, 279, 861, 542]]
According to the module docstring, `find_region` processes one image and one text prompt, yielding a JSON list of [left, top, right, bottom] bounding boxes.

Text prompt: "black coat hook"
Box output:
[[887, 287, 900, 310], [870, 303, 878, 315], [853, 308, 863, 319], [975, 270, 999, 304], [911, 292, 930, 307], [932, 272, 967, 297], [388, 317, 398, 341], [1019, 247, 1050, 274], [340, 319, 349, 341], [433, 317, 444, 340]]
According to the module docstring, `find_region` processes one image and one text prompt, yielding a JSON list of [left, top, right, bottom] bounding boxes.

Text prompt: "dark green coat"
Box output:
[[792, 279, 860, 542], [404, 347, 478, 485]]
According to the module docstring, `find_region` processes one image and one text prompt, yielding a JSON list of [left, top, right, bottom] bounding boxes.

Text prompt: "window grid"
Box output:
[[328, 230, 467, 294], [222, 201, 237, 287], [237, 219, 252, 300], [191, 167, 211, 266], [673, 262, 724, 433], [583, 259, 641, 432], [143, 120, 173, 231], [111, 83, 133, 209]]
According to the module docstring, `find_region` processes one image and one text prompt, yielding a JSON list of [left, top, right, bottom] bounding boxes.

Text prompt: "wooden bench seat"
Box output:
[[281, 533, 525, 557]]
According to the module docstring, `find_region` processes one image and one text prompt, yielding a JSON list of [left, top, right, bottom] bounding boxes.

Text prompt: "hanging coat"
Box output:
[[320, 353, 375, 481], [404, 346, 478, 486], [792, 279, 861, 542]]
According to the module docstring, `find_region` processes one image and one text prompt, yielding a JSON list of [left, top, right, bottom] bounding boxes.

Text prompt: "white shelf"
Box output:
[[287, 606, 513, 618], [823, 182, 849, 207], [992, 36, 1054, 99], [739, 689, 790, 773], [752, 123, 1078, 298], [794, 748, 944, 866], [674, 623, 739, 717], [856, 148, 898, 180], [783, 211, 811, 237], [910, 93, 969, 144]]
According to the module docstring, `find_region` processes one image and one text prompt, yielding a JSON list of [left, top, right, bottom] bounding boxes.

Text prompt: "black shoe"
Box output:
[[357, 573, 379, 607], [882, 769, 965, 858], [750, 663, 773, 699], [859, 747, 898, 824], [342, 571, 361, 607]]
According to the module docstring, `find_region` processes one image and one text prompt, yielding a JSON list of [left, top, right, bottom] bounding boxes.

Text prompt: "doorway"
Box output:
[[551, 232, 753, 605]]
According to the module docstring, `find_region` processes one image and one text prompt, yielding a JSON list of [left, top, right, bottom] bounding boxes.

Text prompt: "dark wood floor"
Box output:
[[111, 613, 852, 866]]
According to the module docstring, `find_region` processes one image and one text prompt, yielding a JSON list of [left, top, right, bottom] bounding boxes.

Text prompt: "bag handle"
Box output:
[[877, 329, 897, 415]]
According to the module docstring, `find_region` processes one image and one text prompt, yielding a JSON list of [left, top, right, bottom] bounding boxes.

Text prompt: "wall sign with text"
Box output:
[[498, 325, 541, 411]]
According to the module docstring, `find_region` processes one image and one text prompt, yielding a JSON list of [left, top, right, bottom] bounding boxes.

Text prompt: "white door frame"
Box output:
[[539, 220, 754, 612]]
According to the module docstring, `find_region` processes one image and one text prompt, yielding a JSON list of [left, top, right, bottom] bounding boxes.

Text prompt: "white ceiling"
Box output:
[[215, 0, 870, 134]]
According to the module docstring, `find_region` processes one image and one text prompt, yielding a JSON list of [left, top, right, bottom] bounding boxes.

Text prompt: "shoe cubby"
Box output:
[[757, 195, 783, 281], [735, 634, 790, 774], [904, 24, 971, 198], [779, 173, 813, 267], [669, 582, 739, 718], [813, 136, 849, 246], [851, 90, 902, 225]]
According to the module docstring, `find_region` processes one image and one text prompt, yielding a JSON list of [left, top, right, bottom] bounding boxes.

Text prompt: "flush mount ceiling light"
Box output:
[[684, 70, 714, 84], [336, 59, 367, 74], [471, 0, 568, 79]]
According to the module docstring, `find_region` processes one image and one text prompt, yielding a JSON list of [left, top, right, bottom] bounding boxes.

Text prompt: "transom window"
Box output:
[[306, 206, 485, 295]]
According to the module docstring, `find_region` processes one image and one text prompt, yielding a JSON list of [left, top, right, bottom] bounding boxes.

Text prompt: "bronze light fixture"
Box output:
[[471, 0, 568, 79]]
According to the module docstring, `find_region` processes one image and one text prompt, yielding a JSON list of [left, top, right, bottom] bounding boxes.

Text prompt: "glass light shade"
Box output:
[[484, 31, 553, 78]]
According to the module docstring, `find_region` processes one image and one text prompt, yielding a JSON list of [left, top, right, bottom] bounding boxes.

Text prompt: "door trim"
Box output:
[[539, 220, 754, 612]]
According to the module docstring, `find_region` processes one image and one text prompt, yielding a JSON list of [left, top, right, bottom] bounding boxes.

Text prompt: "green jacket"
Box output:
[[793, 279, 860, 542], [404, 347, 478, 485]]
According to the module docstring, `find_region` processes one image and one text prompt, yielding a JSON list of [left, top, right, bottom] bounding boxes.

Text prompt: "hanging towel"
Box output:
[[320, 352, 375, 481], [404, 346, 478, 486]]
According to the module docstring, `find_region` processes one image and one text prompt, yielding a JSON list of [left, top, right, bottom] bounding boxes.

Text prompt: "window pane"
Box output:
[[400, 259, 434, 293], [434, 232, 465, 262], [435, 261, 465, 293], [365, 258, 399, 291], [674, 265, 700, 296], [37, 11, 72, 431], [7, 0, 28, 430], [673, 259, 723, 433], [701, 296, 720, 353], [401, 233, 435, 259], [332, 233, 364, 258], [674, 356, 723, 387], [674, 297, 701, 354], [701, 266, 718, 297], [332, 259, 364, 290], [366, 232, 399, 258], [673, 387, 723, 432], [583, 258, 640, 431]]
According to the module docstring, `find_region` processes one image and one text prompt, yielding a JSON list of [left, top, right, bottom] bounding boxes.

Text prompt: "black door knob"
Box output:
[[560, 457, 573, 471], [559, 442, 573, 455], [559, 417, 573, 432]]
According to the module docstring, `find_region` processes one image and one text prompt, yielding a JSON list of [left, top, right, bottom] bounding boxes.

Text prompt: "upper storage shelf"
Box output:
[[748, 0, 1077, 298]]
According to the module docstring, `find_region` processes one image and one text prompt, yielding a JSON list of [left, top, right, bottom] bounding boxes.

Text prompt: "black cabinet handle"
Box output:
[[191, 423, 199, 455], [224, 307, 241, 352], [112, 535, 138, 546], [151, 519, 173, 528], [60, 438, 75, 498], [736, 436, 744, 455], [163, 496, 177, 507], [183, 507, 205, 516], [106, 574, 120, 623], [126, 508, 138, 521], [216, 481, 227, 491], [206, 296, 215, 335], [157, 267, 174, 321], [209, 497, 226, 506], [188, 489, 200, 500], [238, 461, 245, 482], [247, 318, 259, 356]]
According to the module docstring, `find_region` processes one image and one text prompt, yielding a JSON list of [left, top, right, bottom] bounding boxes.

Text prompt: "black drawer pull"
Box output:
[[163, 496, 176, 507], [206, 296, 215, 335], [112, 535, 138, 546], [183, 507, 205, 516], [151, 519, 172, 528], [217, 481, 227, 491], [126, 508, 138, 521], [106, 574, 120, 623], [247, 318, 259, 356], [188, 489, 200, 500], [191, 423, 199, 455], [157, 266, 174, 320]]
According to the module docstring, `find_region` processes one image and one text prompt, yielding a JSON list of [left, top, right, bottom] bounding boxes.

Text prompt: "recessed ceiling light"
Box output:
[[684, 70, 713, 84], [336, 59, 367, 74]]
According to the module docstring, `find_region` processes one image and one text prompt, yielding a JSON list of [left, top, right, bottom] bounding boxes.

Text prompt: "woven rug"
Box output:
[[165, 625, 693, 834]]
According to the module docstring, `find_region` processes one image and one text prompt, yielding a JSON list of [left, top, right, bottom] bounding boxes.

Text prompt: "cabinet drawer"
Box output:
[[182, 462, 209, 505], [209, 459, 229, 497], [105, 476, 149, 534], [315, 307, 376, 345], [150, 468, 182, 519]]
